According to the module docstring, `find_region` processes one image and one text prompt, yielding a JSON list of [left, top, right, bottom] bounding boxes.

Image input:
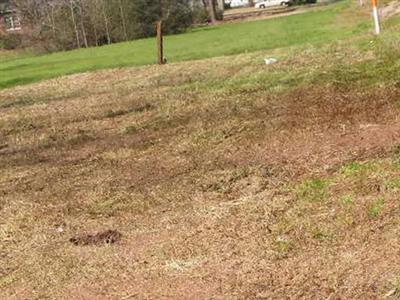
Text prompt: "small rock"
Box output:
[[264, 58, 278, 65]]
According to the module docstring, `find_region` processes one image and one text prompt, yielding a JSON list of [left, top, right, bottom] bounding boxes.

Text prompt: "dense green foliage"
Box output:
[[118, 0, 193, 39]]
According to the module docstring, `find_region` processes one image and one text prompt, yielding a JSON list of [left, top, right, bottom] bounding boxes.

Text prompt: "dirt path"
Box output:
[[381, 0, 400, 19], [215, 3, 327, 24]]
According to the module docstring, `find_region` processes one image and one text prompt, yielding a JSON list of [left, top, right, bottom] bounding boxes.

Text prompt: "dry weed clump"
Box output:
[[69, 230, 122, 246]]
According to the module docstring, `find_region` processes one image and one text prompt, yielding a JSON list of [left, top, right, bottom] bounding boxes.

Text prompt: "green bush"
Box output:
[[192, 6, 209, 24], [163, 0, 193, 34], [131, 0, 193, 38]]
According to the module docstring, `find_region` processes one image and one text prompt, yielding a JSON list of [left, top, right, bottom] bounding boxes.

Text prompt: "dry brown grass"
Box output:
[[1, 34, 400, 299]]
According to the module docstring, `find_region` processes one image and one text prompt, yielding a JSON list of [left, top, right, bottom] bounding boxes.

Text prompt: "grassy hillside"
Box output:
[[1, 2, 400, 299], [0, 1, 369, 90]]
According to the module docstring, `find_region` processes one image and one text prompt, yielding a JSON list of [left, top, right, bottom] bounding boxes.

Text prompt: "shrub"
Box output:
[[0, 33, 22, 50], [192, 5, 209, 24], [163, 0, 193, 34]]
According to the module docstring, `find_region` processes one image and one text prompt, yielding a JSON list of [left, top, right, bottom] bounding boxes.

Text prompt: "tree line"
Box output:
[[5, 0, 222, 51]]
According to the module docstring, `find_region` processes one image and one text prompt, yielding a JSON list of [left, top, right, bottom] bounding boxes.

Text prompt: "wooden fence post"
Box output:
[[156, 20, 166, 65]]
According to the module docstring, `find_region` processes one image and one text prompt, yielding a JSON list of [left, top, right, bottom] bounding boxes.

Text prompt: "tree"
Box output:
[[69, 0, 80, 48], [10, 0, 194, 51], [117, 0, 127, 40], [162, 0, 193, 34], [205, 0, 217, 24]]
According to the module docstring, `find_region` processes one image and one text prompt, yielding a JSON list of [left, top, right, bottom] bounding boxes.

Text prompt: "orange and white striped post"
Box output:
[[371, 0, 381, 34]]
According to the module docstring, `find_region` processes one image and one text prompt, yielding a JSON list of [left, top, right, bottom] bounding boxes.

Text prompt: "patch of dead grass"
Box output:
[[1, 32, 400, 298]]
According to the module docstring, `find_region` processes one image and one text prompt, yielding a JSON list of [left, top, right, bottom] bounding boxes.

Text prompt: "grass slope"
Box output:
[[0, 1, 368, 90], [1, 4, 400, 297]]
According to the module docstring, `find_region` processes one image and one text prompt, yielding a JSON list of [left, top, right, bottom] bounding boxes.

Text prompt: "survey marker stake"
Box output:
[[372, 0, 381, 35]]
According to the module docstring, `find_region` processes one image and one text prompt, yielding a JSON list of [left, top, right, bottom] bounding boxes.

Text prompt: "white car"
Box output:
[[230, 0, 249, 8], [255, 0, 290, 8]]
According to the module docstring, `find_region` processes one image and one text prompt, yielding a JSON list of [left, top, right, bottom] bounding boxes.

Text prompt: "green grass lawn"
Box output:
[[0, 1, 369, 90]]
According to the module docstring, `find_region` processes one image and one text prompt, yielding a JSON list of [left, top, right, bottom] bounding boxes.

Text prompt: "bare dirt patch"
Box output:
[[69, 230, 122, 246]]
